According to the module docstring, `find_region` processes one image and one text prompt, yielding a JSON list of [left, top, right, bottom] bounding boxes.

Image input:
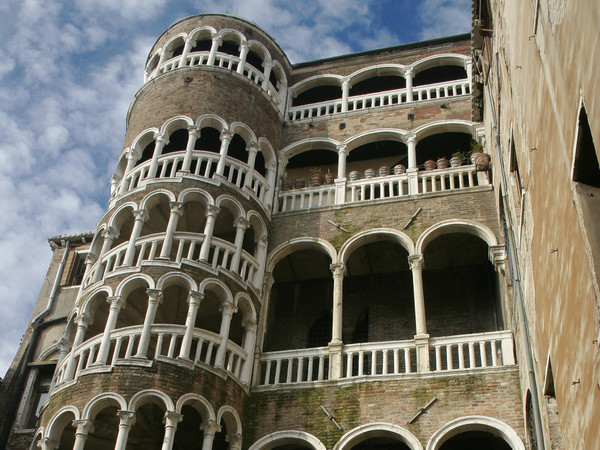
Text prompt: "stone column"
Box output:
[[63, 313, 92, 380], [201, 419, 221, 450], [329, 263, 345, 379], [159, 202, 183, 259], [38, 438, 59, 450], [405, 67, 414, 102], [50, 338, 72, 389], [178, 40, 193, 68], [92, 228, 118, 283], [123, 209, 146, 267], [178, 291, 204, 360], [134, 289, 163, 358], [230, 217, 250, 274], [199, 206, 220, 262], [261, 61, 273, 90], [465, 59, 473, 86], [215, 302, 238, 369], [336, 144, 348, 180], [207, 36, 221, 66], [265, 160, 278, 209], [236, 42, 249, 74], [180, 126, 200, 173], [119, 150, 139, 195], [226, 433, 243, 450], [72, 419, 94, 450], [82, 253, 97, 284], [240, 318, 257, 385], [148, 133, 168, 179], [406, 134, 419, 195], [409, 254, 430, 372], [161, 411, 183, 450], [243, 143, 259, 189], [252, 234, 269, 288], [215, 130, 233, 177], [114, 410, 136, 450], [95, 296, 125, 365], [341, 78, 351, 112]]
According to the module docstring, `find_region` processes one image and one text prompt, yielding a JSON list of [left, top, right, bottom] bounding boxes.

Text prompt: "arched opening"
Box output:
[[85, 405, 119, 449], [351, 75, 406, 96], [147, 54, 160, 74], [174, 404, 205, 449], [416, 132, 472, 167], [217, 39, 240, 57], [127, 401, 166, 449], [293, 84, 342, 107], [195, 127, 221, 152], [413, 65, 467, 86], [265, 249, 333, 352], [423, 233, 502, 339], [163, 128, 188, 155], [110, 208, 134, 250], [165, 37, 186, 61], [286, 149, 338, 185], [82, 292, 110, 342], [227, 134, 248, 163], [194, 289, 223, 342], [114, 286, 147, 333], [350, 436, 411, 450], [438, 431, 511, 449], [155, 284, 189, 326], [137, 139, 156, 166], [347, 140, 408, 184], [140, 195, 171, 238], [246, 49, 265, 74], [48, 410, 76, 450]]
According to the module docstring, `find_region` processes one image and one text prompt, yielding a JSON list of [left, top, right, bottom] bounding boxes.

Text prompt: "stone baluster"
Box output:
[[341, 78, 351, 112], [63, 313, 92, 380], [409, 254, 430, 372], [406, 134, 419, 195], [236, 42, 249, 74], [252, 234, 269, 288], [178, 39, 193, 68], [243, 143, 259, 189], [240, 318, 257, 385], [207, 36, 221, 66], [405, 67, 414, 102], [261, 61, 273, 90], [265, 160, 278, 209]]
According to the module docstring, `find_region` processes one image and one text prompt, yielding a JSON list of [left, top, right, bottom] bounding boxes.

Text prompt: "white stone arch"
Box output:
[[334, 422, 423, 450], [247, 39, 272, 65], [339, 228, 416, 263], [162, 33, 188, 59], [156, 271, 198, 292], [216, 194, 245, 221], [161, 115, 195, 136], [89, 223, 110, 257], [249, 430, 327, 450], [80, 285, 114, 317], [146, 50, 161, 74], [113, 151, 129, 181], [349, 63, 408, 86], [234, 292, 257, 323], [289, 74, 344, 98], [216, 405, 242, 435], [139, 188, 177, 212], [131, 127, 160, 159], [411, 53, 470, 75], [280, 137, 341, 161], [267, 237, 338, 274], [271, 59, 288, 88], [196, 114, 230, 133], [29, 428, 44, 450], [175, 393, 216, 421], [199, 277, 234, 306], [426, 416, 525, 450], [44, 405, 80, 441], [257, 137, 276, 165], [81, 392, 127, 421], [413, 120, 477, 143], [343, 128, 409, 152], [246, 210, 267, 238], [178, 187, 215, 207], [107, 202, 138, 231], [188, 25, 218, 45], [115, 273, 155, 298], [216, 28, 246, 48], [230, 121, 258, 147], [415, 219, 499, 256], [128, 389, 175, 412]]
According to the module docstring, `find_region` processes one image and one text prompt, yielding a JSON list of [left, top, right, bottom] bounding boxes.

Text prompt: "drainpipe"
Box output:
[[0, 241, 70, 448], [482, 74, 546, 448]]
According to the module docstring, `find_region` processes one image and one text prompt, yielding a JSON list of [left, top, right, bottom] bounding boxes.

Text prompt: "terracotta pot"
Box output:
[[450, 156, 463, 167], [281, 180, 292, 191], [349, 170, 360, 181], [294, 178, 306, 189], [324, 171, 336, 185], [378, 165, 390, 177], [475, 153, 490, 170], [424, 160, 437, 171], [364, 168, 376, 178], [310, 172, 323, 186], [393, 164, 406, 175], [437, 157, 450, 169], [470, 151, 484, 165]]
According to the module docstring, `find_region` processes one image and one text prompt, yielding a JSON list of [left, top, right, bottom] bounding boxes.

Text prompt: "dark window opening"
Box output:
[[254, 149, 266, 177], [573, 107, 600, 187], [217, 40, 239, 57], [170, 43, 184, 58], [293, 85, 342, 107], [346, 140, 408, 167], [191, 38, 211, 53], [137, 140, 156, 166], [246, 50, 263, 73], [25, 365, 55, 429], [147, 56, 159, 73], [416, 133, 472, 167], [351, 310, 369, 343], [308, 313, 332, 348], [439, 431, 512, 450], [67, 254, 86, 286], [269, 69, 279, 88], [227, 134, 248, 163], [351, 437, 411, 450], [163, 129, 188, 155], [195, 127, 221, 152], [510, 135, 523, 194], [350, 75, 406, 96], [413, 65, 467, 86]]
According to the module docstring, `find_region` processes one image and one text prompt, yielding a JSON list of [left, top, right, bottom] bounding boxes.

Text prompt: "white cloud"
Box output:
[[418, 0, 471, 40]]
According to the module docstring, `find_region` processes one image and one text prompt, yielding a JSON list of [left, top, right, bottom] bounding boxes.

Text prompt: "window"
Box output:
[[61, 252, 87, 286], [24, 365, 55, 429]]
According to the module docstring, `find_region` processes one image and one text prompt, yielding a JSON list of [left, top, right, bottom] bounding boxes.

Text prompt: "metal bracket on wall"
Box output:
[[408, 397, 438, 424], [320, 405, 343, 430], [403, 208, 422, 229]]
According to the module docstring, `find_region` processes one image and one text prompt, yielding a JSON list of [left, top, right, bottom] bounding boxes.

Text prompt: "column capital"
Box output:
[[73, 419, 95, 436], [220, 301, 238, 315], [187, 125, 200, 136], [206, 205, 221, 218], [169, 201, 184, 215], [404, 67, 414, 77], [262, 59, 273, 70], [153, 132, 168, 144], [58, 337, 73, 352], [266, 160, 278, 171], [117, 410, 136, 428], [234, 217, 250, 229], [406, 133, 416, 144], [201, 418, 222, 436], [102, 227, 119, 241], [336, 144, 348, 155], [76, 312, 93, 328], [247, 142, 259, 154], [220, 129, 233, 142], [38, 438, 59, 450], [85, 253, 98, 265], [255, 234, 269, 247], [133, 209, 146, 221], [341, 77, 352, 88], [277, 151, 288, 166], [146, 288, 163, 304], [188, 290, 204, 305], [163, 410, 183, 426], [239, 41, 249, 51], [408, 254, 424, 270], [226, 433, 243, 449], [125, 147, 139, 160], [330, 262, 346, 277], [107, 295, 126, 310], [242, 317, 258, 330]]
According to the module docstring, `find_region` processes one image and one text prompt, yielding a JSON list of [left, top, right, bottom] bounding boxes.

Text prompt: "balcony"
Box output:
[[255, 330, 515, 388]]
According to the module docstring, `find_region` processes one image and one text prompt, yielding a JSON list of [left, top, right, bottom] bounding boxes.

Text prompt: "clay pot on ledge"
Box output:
[[424, 160, 437, 171], [437, 157, 450, 169], [450, 156, 463, 167], [294, 178, 306, 189], [324, 170, 336, 185], [349, 170, 360, 181], [393, 164, 406, 175], [378, 165, 390, 177], [310, 172, 323, 187], [474, 153, 491, 170], [364, 168, 376, 178], [281, 180, 292, 191]]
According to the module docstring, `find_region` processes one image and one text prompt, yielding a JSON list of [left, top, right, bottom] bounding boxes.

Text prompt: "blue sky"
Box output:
[[0, 0, 470, 375]]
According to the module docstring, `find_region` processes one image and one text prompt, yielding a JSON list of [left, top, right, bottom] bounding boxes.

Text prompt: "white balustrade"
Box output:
[[342, 340, 416, 377], [417, 164, 484, 194], [286, 78, 470, 122], [429, 330, 515, 372], [54, 325, 247, 386], [256, 347, 330, 386], [275, 185, 336, 213], [346, 174, 409, 203]]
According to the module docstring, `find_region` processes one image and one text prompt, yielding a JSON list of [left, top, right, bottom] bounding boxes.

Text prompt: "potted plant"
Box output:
[[294, 178, 306, 189], [309, 168, 324, 186], [451, 150, 469, 167], [437, 156, 450, 169], [470, 139, 489, 170]]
